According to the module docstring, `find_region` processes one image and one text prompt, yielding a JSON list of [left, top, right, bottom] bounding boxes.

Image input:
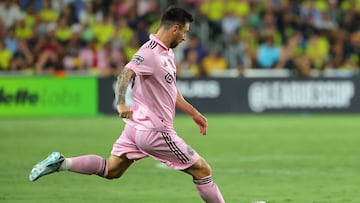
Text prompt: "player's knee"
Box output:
[[104, 155, 133, 179], [185, 157, 212, 179], [105, 169, 124, 179], [199, 158, 212, 177]]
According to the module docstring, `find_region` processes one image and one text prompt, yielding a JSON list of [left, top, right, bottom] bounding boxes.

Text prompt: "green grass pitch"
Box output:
[[1, 114, 359, 203]]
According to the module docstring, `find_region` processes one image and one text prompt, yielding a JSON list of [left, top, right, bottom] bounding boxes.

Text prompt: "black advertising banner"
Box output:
[[98, 76, 360, 114], [246, 79, 358, 113], [98, 77, 135, 115], [98, 77, 117, 115]]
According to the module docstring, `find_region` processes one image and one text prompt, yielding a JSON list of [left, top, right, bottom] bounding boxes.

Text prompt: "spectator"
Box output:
[[0, 40, 13, 71], [124, 36, 140, 62], [341, 0, 360, 12], [23, 2, 37, 28], [79, 21, 94, 43], [328, 36, 347, 69], [50, 0, 67, 14], [226, 0, 250, 18], [178, 49, 202, 78], [281, 32, 312, 77], [114, 18, 134, 48], [256, 35, 282, 69], [202, 48, 228, 77], [70, 0, 86, 22], [4, 27, 18, 54], [304, 31, 330, 70], [348, 30, 360, 67], [339, 6, 360, 33], [62, 27, 82, 71], [55, 17, 73, 45], [0, 0, 23, 28], [183, 34, 207, 64], [223, 34, 251, 77], [136, 0, 158, 18], [221, 10, 242, 43], [239, 26, 260, 67], [33, 29, 63, 74], [60, 3, 78, 25], [92, 15, 115, 46], [199, 0, 224, 39], [135, 20, 150, 45], [0, 18, 6, 40], [246, 2, 261, 29], [78, 39, 98, 71], [96, 42, 122, 77], [79, 1, 103, 25], [14, 18, 32, 40], [115, 0, 133, 18], [313, 11, 338, 31], [38, 0, 59, 24], [10, 39, 34, 71]]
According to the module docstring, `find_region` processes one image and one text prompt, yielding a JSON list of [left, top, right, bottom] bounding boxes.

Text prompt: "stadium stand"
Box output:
[[0, 0, 359, 78]]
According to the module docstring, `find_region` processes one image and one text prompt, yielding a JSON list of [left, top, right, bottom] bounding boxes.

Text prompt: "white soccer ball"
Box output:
[[251, 201, 266, 203]]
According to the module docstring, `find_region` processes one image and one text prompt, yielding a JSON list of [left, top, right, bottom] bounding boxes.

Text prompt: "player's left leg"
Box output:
[[183, 157, 225, 203], [134, 130, 225, 203]]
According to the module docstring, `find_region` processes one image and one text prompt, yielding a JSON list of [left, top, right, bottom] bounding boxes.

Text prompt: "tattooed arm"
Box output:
[[115, 68, 136, 119]]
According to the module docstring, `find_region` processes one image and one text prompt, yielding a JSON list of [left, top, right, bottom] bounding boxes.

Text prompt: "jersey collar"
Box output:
[[149, 34, 169, 51]]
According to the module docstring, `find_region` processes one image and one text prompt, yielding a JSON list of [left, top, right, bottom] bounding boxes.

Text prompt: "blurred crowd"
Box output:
[[0, 0, 359, 78]]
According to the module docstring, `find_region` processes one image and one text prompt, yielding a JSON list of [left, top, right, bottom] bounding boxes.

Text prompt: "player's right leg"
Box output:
[[29, 152, 133, 181], [29, 152, 65, 181], [29, 125, 142, 182]]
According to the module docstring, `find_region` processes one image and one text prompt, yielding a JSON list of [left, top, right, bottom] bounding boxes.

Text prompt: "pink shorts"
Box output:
[[111, 124, 200, 170]]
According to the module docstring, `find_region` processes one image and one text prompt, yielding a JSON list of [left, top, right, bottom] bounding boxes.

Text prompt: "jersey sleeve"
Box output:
[[126, 48, 155, 76]]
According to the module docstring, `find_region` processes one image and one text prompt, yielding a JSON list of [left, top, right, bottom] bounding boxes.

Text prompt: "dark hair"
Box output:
[[160, 7, 193, 29]]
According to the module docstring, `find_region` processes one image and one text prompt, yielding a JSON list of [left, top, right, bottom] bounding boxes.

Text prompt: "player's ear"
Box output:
[[172, 24, 180, 34]]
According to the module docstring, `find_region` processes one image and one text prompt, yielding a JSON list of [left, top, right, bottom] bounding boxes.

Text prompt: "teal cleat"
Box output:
[[29, 152, 65, 182]]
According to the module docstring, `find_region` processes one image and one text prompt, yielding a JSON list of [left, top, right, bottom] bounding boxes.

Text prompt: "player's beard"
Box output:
[[170, 40, 179, 48], [170, 36, 183, 48]]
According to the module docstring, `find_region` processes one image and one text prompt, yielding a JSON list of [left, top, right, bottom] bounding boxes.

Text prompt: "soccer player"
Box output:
[[29, 7, 225, 203]]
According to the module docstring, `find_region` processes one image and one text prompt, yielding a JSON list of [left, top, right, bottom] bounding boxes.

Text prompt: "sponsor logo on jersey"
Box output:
[[165, 73, 175, 84], [131, 55, 144, 65]]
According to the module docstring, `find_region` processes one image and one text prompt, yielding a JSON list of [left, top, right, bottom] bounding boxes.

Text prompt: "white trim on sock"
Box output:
[[59, 158, 72, 171]]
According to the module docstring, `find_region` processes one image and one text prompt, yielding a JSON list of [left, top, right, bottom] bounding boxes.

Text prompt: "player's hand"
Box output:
[[192, 112, 207, 136], [117, 104, 133, 119]]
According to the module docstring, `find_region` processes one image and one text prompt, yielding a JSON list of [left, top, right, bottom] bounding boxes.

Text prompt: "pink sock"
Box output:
[[68, 155, 108, 177], [194, 176, 225, 203]]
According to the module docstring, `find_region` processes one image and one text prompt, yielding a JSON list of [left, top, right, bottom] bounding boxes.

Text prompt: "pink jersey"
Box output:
[[124, 34, 177, 132]]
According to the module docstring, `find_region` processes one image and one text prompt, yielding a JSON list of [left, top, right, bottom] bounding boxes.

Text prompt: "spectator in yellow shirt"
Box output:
[[92, 15, 115, 46], [115, 18, 133, 48], [202, 48, 228, 77], [55, 17, 73, 44], [305, 32, 330, 69], [15, 19, 32, 40], [0, 40, 13, 70], [200, 0, 224, 38], [38, 0, 59, 23]]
